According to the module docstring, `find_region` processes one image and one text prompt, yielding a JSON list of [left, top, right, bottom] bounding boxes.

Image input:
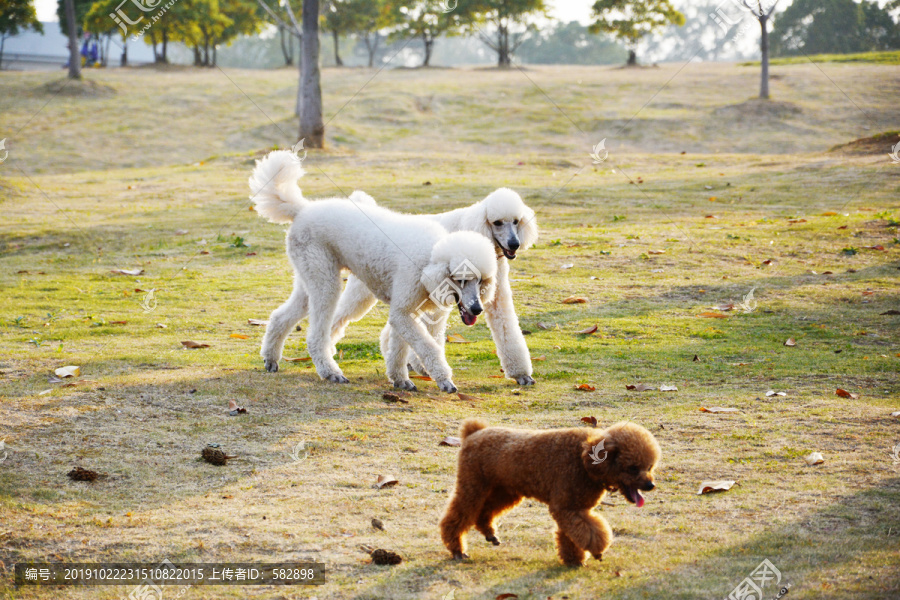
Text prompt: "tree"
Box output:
[[588, 0, 684, 66], [740, 1, 780, 99], [383, 0, 465, 67], [300, 0, 324, 147], [516, 20, 625, 65], [323, 0, 380, 66], [772, 0, 900, 57], [256, 0, 302, 65], [456, 0, 546, 67], [63, 0, 81, 78], [0, 0, 43, 70]]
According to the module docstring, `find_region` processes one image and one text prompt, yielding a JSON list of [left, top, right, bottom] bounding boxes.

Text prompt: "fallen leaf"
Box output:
[[496, 595, 519, 600], [693, 354, 700, 362], [576, 325, 598, 335], [446, 333, 472, 343], [181, 341, 210, 349], [111, 268, 144, 276], [375, 475, 398, 489], [67, 467, 101, 482], [229, 333, 249, 340], [700, 407, 740, 413], [54, 365, 81, 378], [880, 310, 900, 316], [699, 312, 729, 319], [109, 320, 127, 325], [804, 452, 825, 466], [711, 303, 735, 311], [370, 548, 402, 565], [762, 259, 774, 265], [457, 392, 482, 402], [835, 388, 859, 399], [562, 296, 587, 304], [536, 322, 553, 330], [411, 375, 433, 381], [659, 385, 678, 392], [248, 318, 269, 326], [821, 211, 838, 216], [439, 436, 461, 447], [626, 383, 655, 392], [581, 416, 598, 427], [156, 323, 167, 328], [371, 518, 384, 531], [561, 263, 574, 269], [891, 411, 900, 418], [765, 391, 787, 397], [283, 357, 311, 362], [574, 383, 595, 391], [531, 355, 546, 361], [382, 392, 409, 404], [784, 338, 796, 347], [697, 480, 736, 495], [648, 250, 665, 255]]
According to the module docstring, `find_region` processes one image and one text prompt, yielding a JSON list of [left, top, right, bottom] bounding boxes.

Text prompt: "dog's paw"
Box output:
[[485, 535, 501, 546], [515, 374, 535, 386], [325, 373, 349, 384], [451, 552, 469, 561], [437, 380, 458, 394], [393, 379, 417, 392], [264, 359, 279, 373]]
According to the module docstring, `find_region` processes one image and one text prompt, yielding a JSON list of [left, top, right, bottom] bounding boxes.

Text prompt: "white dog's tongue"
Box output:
[[459, 306, 477, 326]]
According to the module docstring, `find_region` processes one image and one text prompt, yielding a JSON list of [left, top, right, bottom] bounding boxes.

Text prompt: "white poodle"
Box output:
[[330, 188, 539, 385], [249, 150, 497, 393]]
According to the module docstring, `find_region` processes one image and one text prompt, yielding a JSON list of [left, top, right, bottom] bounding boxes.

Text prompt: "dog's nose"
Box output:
[[470, 302, 483, 316], [642, 481, 655, 492], [507, 237, 520, 251]]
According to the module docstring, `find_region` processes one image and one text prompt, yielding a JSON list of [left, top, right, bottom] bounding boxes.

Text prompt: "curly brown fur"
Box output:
[[439, 419, 661, 566]]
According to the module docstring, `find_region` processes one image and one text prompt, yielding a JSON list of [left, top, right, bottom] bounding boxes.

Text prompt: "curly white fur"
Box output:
[[250, 150, 497, 393], [331, 187, 539, 385]]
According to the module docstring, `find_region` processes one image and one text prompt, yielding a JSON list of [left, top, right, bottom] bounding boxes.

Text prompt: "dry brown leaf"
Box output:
[[575, 383, 595, 391], [382, 392, 409, 404], [697, 480, 736, 495], [181, 341, 210, 349], [700, 407, 740, 413], [626, 383, 655, 392], [765, 391, 787, 397], [804, 452, 825, 466], [699, 312, 729, 319], [712, 303, 735, 311], [576, 325, 599, 335], [375, 475, 398, 489], [54, 366, 80, 378], [496, 595, 519, 600], [283, 357, 311, 362], [247, 318, 269, 325], [890, 411, 900, 418], [659, 385, 678, 392], [411, 375, 433, 381], [109, 320, 127, 325], [647, 249, 666, 255], [536, 322, 553, 330], [561, 296, 587, 304], [229, 333, 249, 340], [821, 211, 838, 216], [156, 323, 167, 328], [531, 355, 546, 361], [457, 392, 482, 402], [439, 436, 462, 447], [447, 333, 472, 343], [581, 416, 598, 427], [111, 268, 144, 276], [784, 338, 797, 347], [835, 388, 859, 399]]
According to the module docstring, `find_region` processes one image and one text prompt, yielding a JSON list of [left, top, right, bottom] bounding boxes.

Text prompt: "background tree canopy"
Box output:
[[772, 0, 900, 56]]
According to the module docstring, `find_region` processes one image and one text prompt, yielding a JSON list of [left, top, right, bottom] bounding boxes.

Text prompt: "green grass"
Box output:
[[742, 49, 900, 66], [0, 62, 899, 599]]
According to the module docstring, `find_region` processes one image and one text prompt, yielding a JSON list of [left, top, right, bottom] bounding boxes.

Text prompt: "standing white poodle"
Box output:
[[330, 188, 539, 385], [249, 150, 497, 393]]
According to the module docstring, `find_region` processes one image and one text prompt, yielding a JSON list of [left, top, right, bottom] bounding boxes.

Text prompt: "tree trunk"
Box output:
[[627, 49, 637, 66], [364, 32, 378, 67], [422, 33, 433, 67], [497, 24, 510, 67], [759, 14, 770, 99], [332, 30, 343, 66], [64, 0, 81, 79], [161, 29, 169, 63], [0, 34, 6, 71], [300, 0, 324, 148], [280, 25, 293, 66], [212, 45, 217, 67], [194, 46, 202, 66], [121, 39, 128, 67]]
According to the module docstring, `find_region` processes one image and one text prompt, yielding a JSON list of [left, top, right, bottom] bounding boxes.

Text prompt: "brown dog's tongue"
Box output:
[[635, 491, 645, 508]]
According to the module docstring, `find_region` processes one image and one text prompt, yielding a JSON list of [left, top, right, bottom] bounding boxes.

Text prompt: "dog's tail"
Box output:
[[249, 150, 308, 224], [460, 418, 488, 440]]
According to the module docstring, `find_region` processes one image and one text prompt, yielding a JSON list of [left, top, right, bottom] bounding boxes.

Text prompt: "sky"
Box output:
[[35, 0, 597, 23]]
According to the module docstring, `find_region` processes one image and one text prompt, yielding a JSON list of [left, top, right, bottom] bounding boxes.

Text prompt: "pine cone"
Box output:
[[67, 467, 99, 481], [201, 446, 234, 466], [371, 549, 402, 566]]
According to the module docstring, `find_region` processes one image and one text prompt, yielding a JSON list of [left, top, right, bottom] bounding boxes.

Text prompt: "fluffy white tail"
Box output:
[[249, 150, 307, 224]]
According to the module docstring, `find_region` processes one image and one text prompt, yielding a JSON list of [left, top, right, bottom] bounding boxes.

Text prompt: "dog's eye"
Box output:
[[513, 219, 519, 224], [627, 466, 640, 476], [493, 220, 503, 227]]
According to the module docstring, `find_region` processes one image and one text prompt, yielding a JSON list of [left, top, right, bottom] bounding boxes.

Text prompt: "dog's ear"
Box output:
[[517, 207, 539, 251], [581, 435, 618, 481], [460, 200, 493, 240], [421, 262, 451, 296]]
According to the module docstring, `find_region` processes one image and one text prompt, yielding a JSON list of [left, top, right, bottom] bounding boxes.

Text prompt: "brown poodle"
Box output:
[[439, 419, 660, 566]]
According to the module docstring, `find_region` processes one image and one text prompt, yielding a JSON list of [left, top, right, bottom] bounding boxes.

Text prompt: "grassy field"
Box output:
[[1, 61, 899, 600], [741, 50, 900, 66]]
